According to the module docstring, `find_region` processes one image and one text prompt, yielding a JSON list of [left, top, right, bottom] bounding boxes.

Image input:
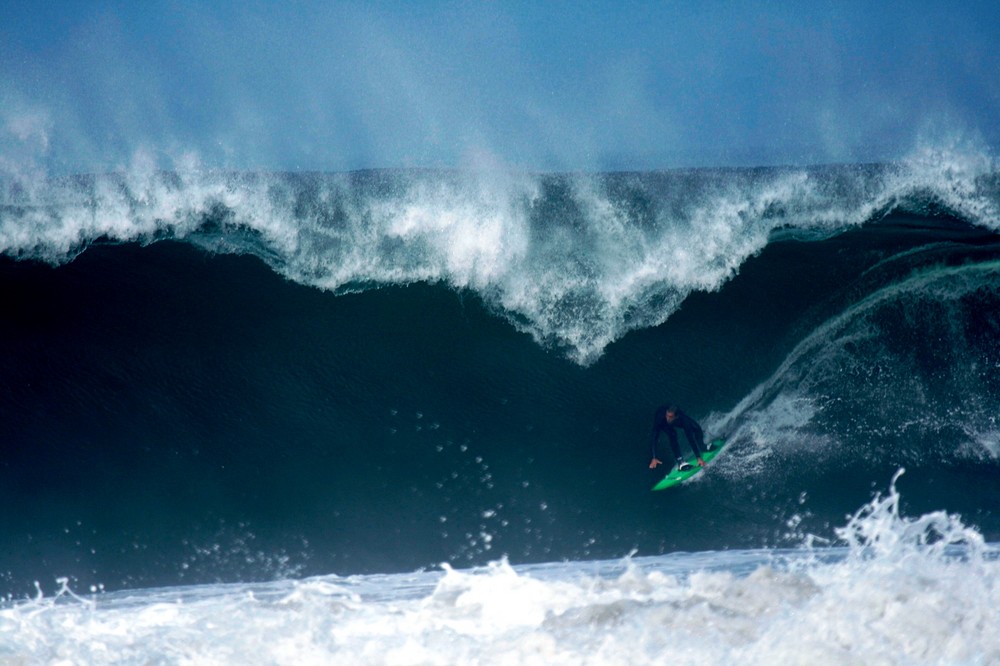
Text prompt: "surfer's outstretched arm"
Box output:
[[649, 412, 664, 467]]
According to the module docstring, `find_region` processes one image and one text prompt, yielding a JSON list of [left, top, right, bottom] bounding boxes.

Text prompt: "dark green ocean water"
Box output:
[[2, 166, 999, 595]]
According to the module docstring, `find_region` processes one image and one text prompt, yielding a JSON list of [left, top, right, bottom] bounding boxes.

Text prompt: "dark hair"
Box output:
[[666, 404, 679, 414]]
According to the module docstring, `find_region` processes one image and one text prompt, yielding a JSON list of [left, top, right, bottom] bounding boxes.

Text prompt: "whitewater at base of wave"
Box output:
[[2, 472, 997, 665]]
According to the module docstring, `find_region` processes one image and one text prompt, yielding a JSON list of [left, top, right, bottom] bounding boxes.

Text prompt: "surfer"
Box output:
[[648, 404, 709, 472]]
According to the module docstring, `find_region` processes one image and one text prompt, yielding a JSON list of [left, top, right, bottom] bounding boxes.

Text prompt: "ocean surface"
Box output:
[[1, 150, 999, 662]]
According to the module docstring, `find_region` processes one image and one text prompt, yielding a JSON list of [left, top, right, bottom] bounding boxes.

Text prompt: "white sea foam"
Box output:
[[1, 473, 996, 665]]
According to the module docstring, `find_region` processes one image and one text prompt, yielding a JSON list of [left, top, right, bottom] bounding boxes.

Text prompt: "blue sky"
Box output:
[[2, 1, 998, 173]]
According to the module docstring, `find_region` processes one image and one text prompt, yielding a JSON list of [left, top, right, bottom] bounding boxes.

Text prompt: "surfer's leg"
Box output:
[[684, 425, 704, 457], [684, 426, 706, 466], [666, 431, 684, 465]]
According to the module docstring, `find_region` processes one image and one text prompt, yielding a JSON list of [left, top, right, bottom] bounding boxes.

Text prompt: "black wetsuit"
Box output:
[[649, 405, 705, 463]]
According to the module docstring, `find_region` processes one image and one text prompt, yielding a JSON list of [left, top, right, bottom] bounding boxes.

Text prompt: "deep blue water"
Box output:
[[2, 162, 999, 596]]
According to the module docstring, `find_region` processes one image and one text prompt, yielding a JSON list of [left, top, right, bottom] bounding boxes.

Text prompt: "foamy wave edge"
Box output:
[[2, 144, 997, 364]]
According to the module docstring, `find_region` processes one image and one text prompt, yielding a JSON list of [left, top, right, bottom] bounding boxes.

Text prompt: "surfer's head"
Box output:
[[665, 405, 679, 423]]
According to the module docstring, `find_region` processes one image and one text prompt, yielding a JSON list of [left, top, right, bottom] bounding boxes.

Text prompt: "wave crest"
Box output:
[[2, 147, 998, 363]]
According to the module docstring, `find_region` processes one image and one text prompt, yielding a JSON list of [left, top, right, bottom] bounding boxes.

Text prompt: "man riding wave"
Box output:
[[648, 404, 711, 472]]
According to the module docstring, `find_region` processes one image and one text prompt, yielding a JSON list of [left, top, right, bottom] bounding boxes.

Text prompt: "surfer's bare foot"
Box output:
[[697, 458, 706, 467]]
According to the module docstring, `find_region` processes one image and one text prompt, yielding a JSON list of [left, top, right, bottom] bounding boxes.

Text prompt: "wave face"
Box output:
[[1, 152, 1000, 597]]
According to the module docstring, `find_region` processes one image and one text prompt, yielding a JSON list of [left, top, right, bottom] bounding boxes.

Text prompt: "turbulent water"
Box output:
[[2, 476, 998, 664], [1, 145, 999, 662]]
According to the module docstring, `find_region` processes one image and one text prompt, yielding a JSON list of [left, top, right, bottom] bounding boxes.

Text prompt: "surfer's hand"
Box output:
[[649, 458, 662, 469]]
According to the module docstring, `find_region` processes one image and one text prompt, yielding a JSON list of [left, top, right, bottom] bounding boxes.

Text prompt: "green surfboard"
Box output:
[[651, 437, 727, 491]]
